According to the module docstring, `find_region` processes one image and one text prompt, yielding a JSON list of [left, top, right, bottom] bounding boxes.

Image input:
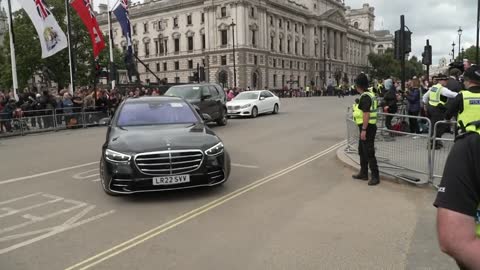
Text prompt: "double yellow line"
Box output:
[[65, 141, 345, 270]]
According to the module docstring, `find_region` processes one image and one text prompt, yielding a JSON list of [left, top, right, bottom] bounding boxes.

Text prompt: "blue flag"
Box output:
[[113, 1, 132, 56]]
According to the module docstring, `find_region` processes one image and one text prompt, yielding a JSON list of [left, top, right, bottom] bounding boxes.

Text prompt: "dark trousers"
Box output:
[[427, 105, 446, 138], [408, 111, 420, 134], [358, 125, 379, 178]]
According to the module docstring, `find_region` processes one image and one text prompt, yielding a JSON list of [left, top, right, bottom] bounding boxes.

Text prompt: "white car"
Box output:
[[227, 90, 280, 118]]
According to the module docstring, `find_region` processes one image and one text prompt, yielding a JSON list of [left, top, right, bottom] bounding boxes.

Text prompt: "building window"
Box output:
[[163, 62, 167, 71], [282, 75, 285, 86], [282, 60, 285, 68], [188, 36, 194, 51], [145, 64, 150, 72], [187, 14, 192, 25], [201, 13, 205, 23], [158, 21, 163, 30], [155, 40, 159, 55], [254, 55, 258, 65], [202, 34, 206, 49], [273, 59, 276, 67], [314, 28, 317, 35], [316, 63, 319, 71], [315, 43, 318, 57], [202, 58, 206, 66], [221, 30, 228, 46], [287, 21, 290, 30], [174, 38, 180, 52], [251, 30, 256, 46], [290, 61, 293, 68], [132, 24, 137, 35], [304, 63, 307, 70], [279, 19, 282, 28], [295, 41, 298, 55], [173, 17, 179, 28], [302, 25, 305, 34], [133, 43, 138, 55], [302, 42, 305, 55], [273, 74, 277, 87], [270, 36, 274, 51], [295, 23, 297, 32], [156, 63, 160, 72], [221, 55, 227, 65], [188, 60, 193, 69], [250, 7, 255, 17], [221, 7, 227, 18], [297, 62, 300, 69], [279, 38, 283, 52], [270, 16, 273, 26], [175, 61, 179, 70], [144, 42, 150, 57], [143, 22, 148, 33], [175, 77, 180, 83]]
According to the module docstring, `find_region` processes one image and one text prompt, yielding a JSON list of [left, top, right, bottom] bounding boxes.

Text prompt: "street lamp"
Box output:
[[462, 47, 465, 60], [458, 26, 463, 60], [452, 41, 456, 62], [230, 20, 237, 88]]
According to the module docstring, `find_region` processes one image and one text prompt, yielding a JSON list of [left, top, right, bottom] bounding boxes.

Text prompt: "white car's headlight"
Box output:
[[205, 142, 224, 156], [241, 104, 252, 109], [105, 149, 131, 163]]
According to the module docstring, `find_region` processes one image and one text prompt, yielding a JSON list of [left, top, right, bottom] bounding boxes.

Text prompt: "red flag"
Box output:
[[70, 0, 105, 58]]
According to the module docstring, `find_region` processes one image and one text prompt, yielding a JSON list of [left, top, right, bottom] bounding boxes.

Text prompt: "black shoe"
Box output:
[[368, 177, 380, 186], [352, 174, 368, 181]]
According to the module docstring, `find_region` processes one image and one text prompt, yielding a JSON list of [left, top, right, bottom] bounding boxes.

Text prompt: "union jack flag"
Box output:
[[82, 0, 95, 18], [34, 0, 51, 20]]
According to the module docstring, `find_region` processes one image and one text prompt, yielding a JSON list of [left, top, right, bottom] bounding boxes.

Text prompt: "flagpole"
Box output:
[[108, 10, 115, 90], [6, 0, 18, 101], [65, 0, 75, 94]]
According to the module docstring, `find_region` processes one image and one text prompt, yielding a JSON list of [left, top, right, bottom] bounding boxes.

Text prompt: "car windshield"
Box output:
[[234, 92, 259, 100], [165, 86, 202, 99], [117, 101, 198, 126]]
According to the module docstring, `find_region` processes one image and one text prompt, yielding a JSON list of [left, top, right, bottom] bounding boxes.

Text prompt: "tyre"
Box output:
[[216, 108, 228, 126], [100, 158, 122, 196], [272, 104, 279, 114], [251, 106, 258, 118]]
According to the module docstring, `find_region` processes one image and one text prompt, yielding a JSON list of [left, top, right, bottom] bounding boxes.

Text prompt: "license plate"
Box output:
[[153, 175, 190, 186], [228, 110, 235, 114]]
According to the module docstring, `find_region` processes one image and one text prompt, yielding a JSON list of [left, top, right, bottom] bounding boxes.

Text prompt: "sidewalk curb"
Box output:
[[335, 145, 403, 184]]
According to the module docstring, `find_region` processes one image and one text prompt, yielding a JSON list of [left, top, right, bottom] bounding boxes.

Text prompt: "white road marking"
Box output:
[[92, 178, 101, 182], [65, 141, 346, 270], [0, 194, 63, 218], [231, 163, 259, 169], [0, 193, 42, 206], [0, 162, 98, 185], [72, 170, 99, 180]]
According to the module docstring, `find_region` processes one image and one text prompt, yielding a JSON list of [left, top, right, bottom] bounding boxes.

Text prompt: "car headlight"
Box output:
[[241, 104, 252, 109], [105, 149, 131, 163], [205, 142, 224, 156]]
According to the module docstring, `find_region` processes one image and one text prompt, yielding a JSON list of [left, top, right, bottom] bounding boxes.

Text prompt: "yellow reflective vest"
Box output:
[[429, 84, 446, 107], [457, 90, 480, 133], [353, 104, 363, 125], [357, 91, 378, 125]]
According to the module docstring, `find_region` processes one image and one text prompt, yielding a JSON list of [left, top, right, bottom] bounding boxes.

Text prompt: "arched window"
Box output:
[[354, 22, 359, 29]]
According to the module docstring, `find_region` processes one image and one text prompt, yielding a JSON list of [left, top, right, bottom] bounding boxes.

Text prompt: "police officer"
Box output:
[[434, 66, 480, 269], [422, 74, 458, 149], [352, 73, 380, 186]]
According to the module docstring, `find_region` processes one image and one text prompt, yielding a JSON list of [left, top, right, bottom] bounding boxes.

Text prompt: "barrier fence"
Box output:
[[0, 108, 109, 137], [345, 109, 456, 188]]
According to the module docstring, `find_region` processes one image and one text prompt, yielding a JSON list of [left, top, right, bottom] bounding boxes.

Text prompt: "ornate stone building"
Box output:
[[97, 0, 379, 89], [373, 30, 394, 54]]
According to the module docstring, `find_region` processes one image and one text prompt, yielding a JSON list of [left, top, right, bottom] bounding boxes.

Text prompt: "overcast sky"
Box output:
[[2, 0, 477, 65], [349, 0, 477, 65]]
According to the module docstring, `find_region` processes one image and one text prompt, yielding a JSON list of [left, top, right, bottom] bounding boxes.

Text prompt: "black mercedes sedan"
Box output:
[[100, 96, 231, 195]]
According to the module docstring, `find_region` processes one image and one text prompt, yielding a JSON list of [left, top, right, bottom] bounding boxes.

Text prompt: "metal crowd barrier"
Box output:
[[345, 108, 454, 188], [0, 107, 110, 138]]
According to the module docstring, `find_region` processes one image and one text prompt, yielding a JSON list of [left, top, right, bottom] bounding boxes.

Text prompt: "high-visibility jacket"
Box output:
[[357, 91, 378, 125], [353, 103, 363, 125], [476, 209, 480, 237], [457, 90, 480, 133], [429, 84, 446, 107]]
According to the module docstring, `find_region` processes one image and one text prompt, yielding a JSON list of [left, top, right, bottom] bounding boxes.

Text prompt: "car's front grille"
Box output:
[[228, 106, 241, 110], [135, 150, 204, 176]]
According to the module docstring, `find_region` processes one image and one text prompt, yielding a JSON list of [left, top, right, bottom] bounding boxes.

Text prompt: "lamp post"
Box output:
[[323, 38, 327, 88], [462, 47, 465, 60], [452, 42, 456, 62], [458, 26, 463, 60], [230, 20, 237, 88]]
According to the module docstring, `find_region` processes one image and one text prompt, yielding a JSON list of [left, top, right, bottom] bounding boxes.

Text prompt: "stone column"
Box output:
[[336, 32, 341, 60], [329, 29, 334, 59]]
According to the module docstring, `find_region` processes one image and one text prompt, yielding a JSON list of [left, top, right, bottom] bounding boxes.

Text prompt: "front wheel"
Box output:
[[272, 104, 279, 114], [251, 106, 258, 118], [216, 108, 228, 126]]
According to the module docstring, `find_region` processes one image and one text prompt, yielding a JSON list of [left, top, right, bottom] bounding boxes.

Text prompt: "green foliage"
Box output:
[[368, 48, 424, 80], [456, 46, 479, 63]]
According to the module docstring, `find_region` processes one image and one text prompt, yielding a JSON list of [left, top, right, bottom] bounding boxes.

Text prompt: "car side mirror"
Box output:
[[260, 97, 266, 101], [202, 113, 213, 122], [201, 94, 212, 100]]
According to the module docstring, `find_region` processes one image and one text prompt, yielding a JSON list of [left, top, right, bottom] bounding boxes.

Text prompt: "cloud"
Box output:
[[348, 0, 477, 65]]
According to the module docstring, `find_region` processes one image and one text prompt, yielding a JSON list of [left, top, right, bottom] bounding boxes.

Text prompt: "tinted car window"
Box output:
[[264, 91, 274, 98], [234, 92, 259, 100], [117, 101, 198, 126], [165, 86, 201, 99], [209, 86, 220, 97]]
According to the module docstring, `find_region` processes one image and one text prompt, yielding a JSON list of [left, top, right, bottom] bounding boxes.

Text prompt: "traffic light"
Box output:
[[422, 45, 432, 66], [394, 30, 412, 60], [394, 30, 402, 60], [404, 31, 412, 53]]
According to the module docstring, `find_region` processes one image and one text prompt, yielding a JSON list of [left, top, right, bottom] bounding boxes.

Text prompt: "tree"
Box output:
[[456, 45, 478, 63], [368, 48, 399, 80]]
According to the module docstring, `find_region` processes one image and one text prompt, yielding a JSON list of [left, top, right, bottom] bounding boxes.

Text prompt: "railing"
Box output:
[[345, 108, 454, 188], [0, 107, 110, 138]]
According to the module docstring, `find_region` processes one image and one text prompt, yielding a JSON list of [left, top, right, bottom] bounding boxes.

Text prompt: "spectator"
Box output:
[[405, 79, 421, 134], [382, 79, 398, 130], [447, 68, 463, 93], [227, 90, 235, 101], [62, 93, 74, 127]]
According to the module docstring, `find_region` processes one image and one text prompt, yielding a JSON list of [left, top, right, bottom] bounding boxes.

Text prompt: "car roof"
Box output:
[[124, 96, 184, 103], [169, 83, 218, 87], [239, 90, 264, 93]]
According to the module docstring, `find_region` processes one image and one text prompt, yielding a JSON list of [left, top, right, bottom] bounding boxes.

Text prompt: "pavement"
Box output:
[[0, 97, 456, 270]]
